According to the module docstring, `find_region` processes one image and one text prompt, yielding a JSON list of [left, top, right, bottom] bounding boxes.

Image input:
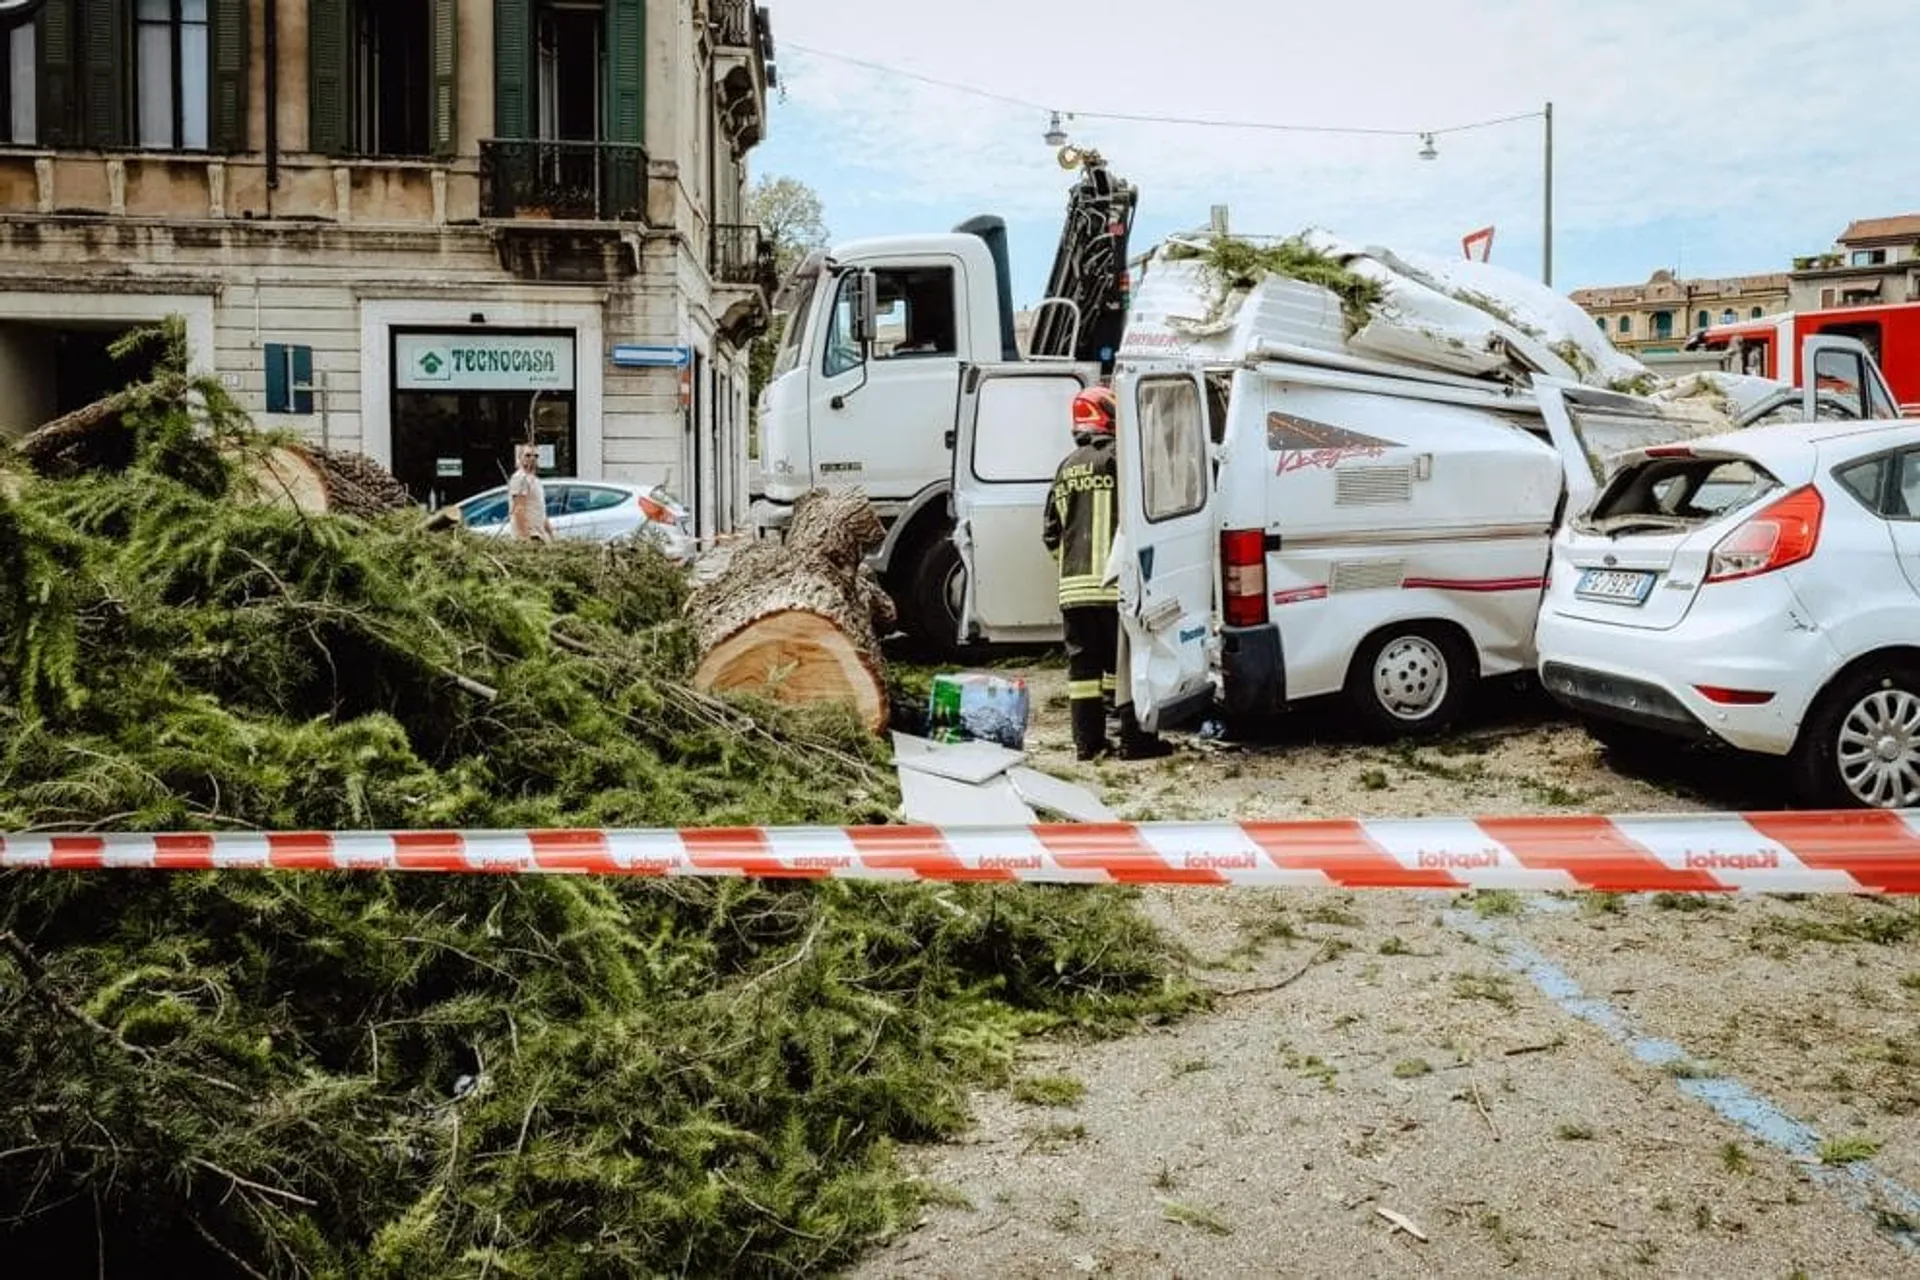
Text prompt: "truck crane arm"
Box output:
[[1027, 148, 1139, 373]]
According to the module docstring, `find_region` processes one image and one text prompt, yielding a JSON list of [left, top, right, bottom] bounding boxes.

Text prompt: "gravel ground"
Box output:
[[850, 668, 1920, 1280]]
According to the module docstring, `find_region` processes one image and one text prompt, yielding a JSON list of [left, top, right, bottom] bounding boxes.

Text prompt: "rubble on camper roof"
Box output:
[[1121, 229, 1742, 405]]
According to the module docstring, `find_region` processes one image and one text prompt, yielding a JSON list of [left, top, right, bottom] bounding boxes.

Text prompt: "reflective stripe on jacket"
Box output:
[[1042, 436, 1118, 608]]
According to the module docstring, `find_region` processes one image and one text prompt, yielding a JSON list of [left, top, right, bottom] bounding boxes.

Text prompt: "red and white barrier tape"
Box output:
[[3, 810, 1919, 893]]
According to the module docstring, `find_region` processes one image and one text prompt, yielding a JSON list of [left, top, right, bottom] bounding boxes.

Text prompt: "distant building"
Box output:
[[1789, 214, 1920, 311], [1569, 270, 1790, 355]]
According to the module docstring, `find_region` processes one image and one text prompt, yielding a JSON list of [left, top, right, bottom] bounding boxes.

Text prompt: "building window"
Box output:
[[1695, 310, 1709, 330], [1750, 306, 1764, 319], [1651, 311, 1674, 340], [1617, 315, 1631, 335], [1720, 308, 1736, 325], [1, 22, 33, 145], [312, 0, 454, 157], [136, 0, 211, 151], [1852, 248, 1888, 267], [348, 1, 431, 156], [1594, 316, 1605, 331]]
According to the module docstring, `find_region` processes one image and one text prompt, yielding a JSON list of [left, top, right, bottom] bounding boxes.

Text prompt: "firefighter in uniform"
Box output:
[[1043, 385, 1171, 761]]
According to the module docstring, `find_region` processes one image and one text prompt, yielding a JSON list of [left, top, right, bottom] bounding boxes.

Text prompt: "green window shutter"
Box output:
[[430, 0, 457, 156], [604, 0, 642, 146], [79, 0, 123, 148], [210, 0, 248, 153], [603, 0, 643, 218], [307, 0, 348, 156], [493, 0, 529, 139], [36, 0, 78, 148]]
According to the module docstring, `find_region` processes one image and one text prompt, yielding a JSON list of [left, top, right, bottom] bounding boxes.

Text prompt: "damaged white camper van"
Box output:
[[949, 234, 1895, 738]]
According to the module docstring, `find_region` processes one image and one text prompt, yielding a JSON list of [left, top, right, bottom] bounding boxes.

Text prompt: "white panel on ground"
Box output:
[[1007, 767, 1118, 824], [896, 768, 1037, 826], [890, 732, 1025, 786]]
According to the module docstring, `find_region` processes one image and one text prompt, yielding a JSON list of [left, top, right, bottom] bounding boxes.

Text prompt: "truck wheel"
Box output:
[[904, 532, 970, 662], [1789, 660, 1920, 809], [1344, 624, 1473, 741]]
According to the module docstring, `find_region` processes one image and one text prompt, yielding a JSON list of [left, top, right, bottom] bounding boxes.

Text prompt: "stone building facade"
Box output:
[[0, 0, 777, 539], [1568, 269, 1789, 356], [1789, 214, 1920, 313]]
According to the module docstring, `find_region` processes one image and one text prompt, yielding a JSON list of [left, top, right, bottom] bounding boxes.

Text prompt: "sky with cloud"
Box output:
[[752, 0, 1919, 309]]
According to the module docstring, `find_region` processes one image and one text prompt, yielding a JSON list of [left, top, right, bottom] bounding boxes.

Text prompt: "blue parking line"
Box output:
[[1446, 907, 1920, 1252]]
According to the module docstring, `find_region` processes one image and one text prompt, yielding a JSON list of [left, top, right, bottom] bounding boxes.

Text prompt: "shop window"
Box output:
[[1137, 377, 1206, 523]]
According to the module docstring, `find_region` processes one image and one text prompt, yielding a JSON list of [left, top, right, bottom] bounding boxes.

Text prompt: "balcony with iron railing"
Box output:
[[478, 139, 650, 223], [710, 2, 773, 150], [712, 222, 778, 294], [711, 0, 755, 47]]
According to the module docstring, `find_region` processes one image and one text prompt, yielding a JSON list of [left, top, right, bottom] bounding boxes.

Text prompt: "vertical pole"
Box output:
[[1543, 101, 1554, 288]]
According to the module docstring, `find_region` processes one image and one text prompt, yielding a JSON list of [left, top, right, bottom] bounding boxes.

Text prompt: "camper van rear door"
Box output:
[[951, 362, 1096, 643], [1115, 364, 1217, 733]]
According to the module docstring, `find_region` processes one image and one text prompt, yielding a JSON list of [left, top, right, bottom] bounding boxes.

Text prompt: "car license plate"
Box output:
[[1574, 568, 1655, 605]]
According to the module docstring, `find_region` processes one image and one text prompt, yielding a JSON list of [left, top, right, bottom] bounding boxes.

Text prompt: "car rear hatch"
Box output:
[[1549, 447, 1783, 631]]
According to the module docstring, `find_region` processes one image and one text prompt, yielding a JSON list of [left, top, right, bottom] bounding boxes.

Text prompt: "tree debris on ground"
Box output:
[[0, 320, 1197, 1276], [687, 488, 896, 734]]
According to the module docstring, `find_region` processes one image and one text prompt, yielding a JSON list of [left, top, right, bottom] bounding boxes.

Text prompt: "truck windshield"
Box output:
[[772, 269, 821, 378]]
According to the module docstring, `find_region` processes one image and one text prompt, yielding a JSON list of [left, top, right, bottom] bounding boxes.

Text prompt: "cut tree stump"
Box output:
[[687, 489, 894, 734]]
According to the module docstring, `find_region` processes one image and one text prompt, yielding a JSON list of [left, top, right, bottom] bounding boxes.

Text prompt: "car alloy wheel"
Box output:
[[1834, 687, 1920, 808]]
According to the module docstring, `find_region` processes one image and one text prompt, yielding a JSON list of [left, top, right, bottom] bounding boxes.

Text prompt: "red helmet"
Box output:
[[1072, 385, 1117, 434]]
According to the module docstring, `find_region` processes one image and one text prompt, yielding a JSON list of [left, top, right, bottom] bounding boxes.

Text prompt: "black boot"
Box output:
[[1118, 705, 1173, 760], [1071, 699, 1111, 761]]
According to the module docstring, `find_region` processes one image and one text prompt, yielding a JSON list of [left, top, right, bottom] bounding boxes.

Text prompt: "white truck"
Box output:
[[753, 150, 1137, 656]]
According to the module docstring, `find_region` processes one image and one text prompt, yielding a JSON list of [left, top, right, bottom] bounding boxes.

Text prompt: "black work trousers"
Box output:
[[1063, 605, 1118, 758]]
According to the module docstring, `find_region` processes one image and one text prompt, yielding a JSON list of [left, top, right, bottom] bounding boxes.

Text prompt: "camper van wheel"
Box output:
[[1346, 624, 1473, 740], [904, 532, 969, 662]]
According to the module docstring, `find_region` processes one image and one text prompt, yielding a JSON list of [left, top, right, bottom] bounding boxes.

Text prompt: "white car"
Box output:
[[445, 479, 697, 562], [1536, 419, 1920, 808]]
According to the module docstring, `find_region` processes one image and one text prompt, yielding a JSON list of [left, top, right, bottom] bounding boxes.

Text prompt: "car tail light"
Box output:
[[1221, 528, 1267, 628], [638, 494, 669, 523], [1705, 485, 1823, 583], [1643, 445, 1695, 458]]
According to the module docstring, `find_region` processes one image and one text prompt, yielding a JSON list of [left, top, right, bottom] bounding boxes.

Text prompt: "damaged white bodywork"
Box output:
[[1124, 230, 1663, 396]]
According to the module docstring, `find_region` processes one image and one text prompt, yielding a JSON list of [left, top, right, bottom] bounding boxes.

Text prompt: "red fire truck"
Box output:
[[1686, 301, 1920, 414]]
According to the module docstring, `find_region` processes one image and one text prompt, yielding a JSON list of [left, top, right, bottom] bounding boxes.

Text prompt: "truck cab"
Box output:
[[1688, 303, 1917, 415], [753, 153, 1137, 656]]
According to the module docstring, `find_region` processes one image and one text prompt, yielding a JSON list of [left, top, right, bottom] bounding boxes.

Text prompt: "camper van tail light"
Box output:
[[1221, 529, 1268, 628], [1705, 485, 1823, 584]]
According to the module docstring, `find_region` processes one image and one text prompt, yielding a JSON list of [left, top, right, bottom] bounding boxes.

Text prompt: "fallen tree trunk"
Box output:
[[228, 443, 419, 518], [686, 489, 894, 734]]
